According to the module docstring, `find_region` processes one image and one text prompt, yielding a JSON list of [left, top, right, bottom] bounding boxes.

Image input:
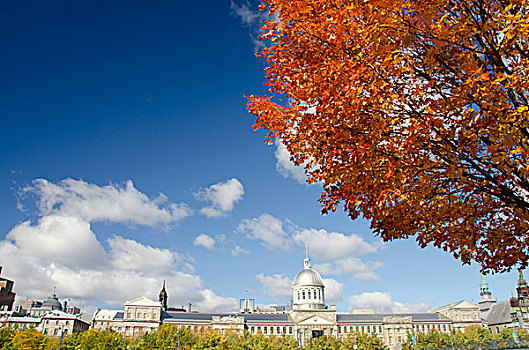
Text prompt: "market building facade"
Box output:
[[93, 256, 482, 349]]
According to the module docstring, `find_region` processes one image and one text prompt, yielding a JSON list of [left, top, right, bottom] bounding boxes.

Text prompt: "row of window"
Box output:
[[45, 320, 70, 325], [250, 325, 293, 335], [295, 288, 323, 301], [412, 324, 450, 332], [339, 325, 383, 334]]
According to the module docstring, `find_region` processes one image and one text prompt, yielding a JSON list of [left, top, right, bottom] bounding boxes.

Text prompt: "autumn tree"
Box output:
[[247, 0, 529, 272]]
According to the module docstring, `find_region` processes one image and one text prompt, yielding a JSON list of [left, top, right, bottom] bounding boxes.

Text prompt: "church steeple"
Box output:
[[517, 268, 529, 299], [159, 280, 168, 311], [480, 275, 492, 298], [478, 274, 496, 319]]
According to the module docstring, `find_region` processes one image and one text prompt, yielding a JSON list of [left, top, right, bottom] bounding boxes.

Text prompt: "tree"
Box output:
[[10, 329, 46, 350], [247, 0, 529, 273]]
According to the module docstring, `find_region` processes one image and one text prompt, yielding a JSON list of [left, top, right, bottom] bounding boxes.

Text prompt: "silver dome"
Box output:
[[42, 295, 63, 310], [293, 268, 324, 287]]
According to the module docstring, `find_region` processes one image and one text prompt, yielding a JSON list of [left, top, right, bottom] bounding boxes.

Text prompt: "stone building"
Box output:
[[93, 256, 482, 349], [40, 310, 90, 336], [93, 296, 162, 337], [0, 267, 16, 311]]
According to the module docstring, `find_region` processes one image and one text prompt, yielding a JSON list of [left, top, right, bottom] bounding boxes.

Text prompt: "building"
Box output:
[[93, 296, 162, 337], [0, 267, 16, 311], [478, 275, 496, 320], [40, 310, 90, 336], [93, 256, 482, 349], [483, 269, 529, 332]]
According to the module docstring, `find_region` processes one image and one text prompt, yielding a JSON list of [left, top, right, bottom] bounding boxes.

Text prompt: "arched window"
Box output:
[[308, 290, 311, 299], [297, 291, 300, 300]]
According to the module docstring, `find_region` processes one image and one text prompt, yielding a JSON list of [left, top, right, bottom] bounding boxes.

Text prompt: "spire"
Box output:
[[159, 280, 168, 311], [519, 269, 528, 286], [304, 242, 311, 269]]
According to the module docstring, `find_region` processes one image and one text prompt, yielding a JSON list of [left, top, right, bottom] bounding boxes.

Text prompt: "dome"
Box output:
[[42, 294, 63, 310], [293, 267, 324, 287]]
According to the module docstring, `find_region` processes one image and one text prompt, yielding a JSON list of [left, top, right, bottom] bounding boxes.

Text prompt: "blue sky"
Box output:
[[0, 0, 520, 314]]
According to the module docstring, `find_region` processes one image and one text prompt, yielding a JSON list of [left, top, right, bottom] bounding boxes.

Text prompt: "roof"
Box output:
[[486, 300, 512, 326], [336, 313, 448, 323], [293, 268, 324, 287], [94, 309, 122, 321], [244, 314, 290, 322], [125, 296, 162, 307], [162, 312, 291, 323], [41, 310, 90, 324], [430, 300, 478, 313], [5, 316, 41, 323], [42, 295, 62, 310], [163, 312, 224, 322]]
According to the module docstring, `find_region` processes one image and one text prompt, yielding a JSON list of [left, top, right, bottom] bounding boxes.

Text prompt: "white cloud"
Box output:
[[274, 140, 307, 184], [237, 213, 290, 250], [109, 236, 181, 274], [0, 236, 204, 306], [229, 0, 269, 49], [229, 0, 260, 26], [194, 178, 244, 218], [2, 177, 239, 312], [20, 178, 192, 227], [348, 292, 430, 314], [314, 257, 384, 281], [256, 274, 292, 300], [292, 228, 381, 261], [193, 234, 216, 250], [7, 215, 107, 269], [323, 278, 344, 303], [231, 245, 249, 256], [194, 289, 238, 313]]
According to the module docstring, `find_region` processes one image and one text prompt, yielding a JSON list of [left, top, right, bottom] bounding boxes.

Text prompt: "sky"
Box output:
[[0, 0, 522, 315]]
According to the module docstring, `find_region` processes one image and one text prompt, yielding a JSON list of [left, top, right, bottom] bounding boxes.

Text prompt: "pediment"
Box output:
[[450, 300, 478, 309], [298, 315, 335, 325], [125, 296, 162, 307]]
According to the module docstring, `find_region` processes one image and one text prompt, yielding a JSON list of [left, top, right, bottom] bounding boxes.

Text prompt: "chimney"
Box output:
[[188, 303, 192, 313]]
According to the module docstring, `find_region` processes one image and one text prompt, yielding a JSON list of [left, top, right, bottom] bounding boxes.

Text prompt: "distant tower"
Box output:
[[517, 269, 529, 299], [478, 275, 496, 319], [159, 281, 168, 311]]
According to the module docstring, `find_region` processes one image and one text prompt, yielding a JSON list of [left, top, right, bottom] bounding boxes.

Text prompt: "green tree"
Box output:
[[0, 328, 14, 350], [10, 329, 46, 350]]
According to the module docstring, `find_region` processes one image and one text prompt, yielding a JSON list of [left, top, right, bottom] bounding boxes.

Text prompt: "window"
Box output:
[[289, 327, 293, 334], [264, 327, 267, 334], [367, 326, 370, 333], [251, 326, 254, 333], [302, 291, 305, 299], [308, 290, 311, 299], [283, 327, 286, 334], [298, 292, 300, 300]]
